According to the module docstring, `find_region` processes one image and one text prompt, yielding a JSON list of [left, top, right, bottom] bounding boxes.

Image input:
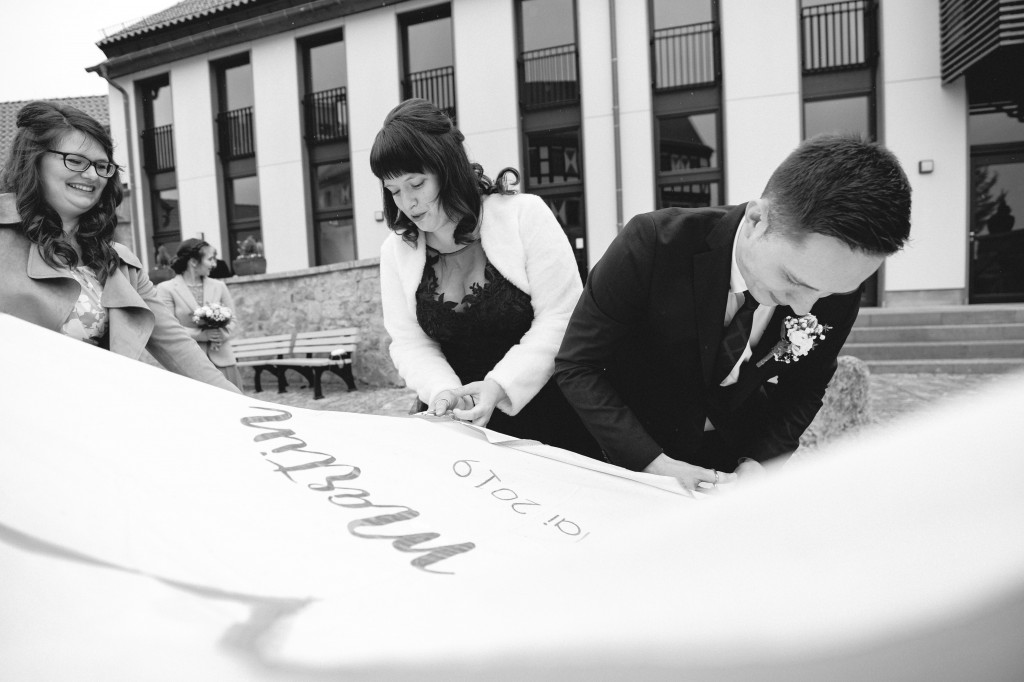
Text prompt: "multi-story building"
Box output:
[[89, 0, 1024, 307]]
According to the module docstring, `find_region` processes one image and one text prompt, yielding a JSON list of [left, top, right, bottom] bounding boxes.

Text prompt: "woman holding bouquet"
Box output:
[[155, 239, 244, 390], [371, 98, 598, 457], [0, 100, 239, 393]]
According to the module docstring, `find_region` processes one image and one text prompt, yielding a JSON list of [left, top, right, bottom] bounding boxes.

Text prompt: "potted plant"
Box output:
[[148, 245, 174, 284], [232, 235, 267, 276]]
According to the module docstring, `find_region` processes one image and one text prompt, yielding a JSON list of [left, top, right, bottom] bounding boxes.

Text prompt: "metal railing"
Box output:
[[801, 0, 875, 73], [216, 106, 255, 159], [405, 66, 456, 121], [520, 43, 579, 109], [141, 124, 175, 172], [652, 21, 718, 91], [304, 87, 348, 143]]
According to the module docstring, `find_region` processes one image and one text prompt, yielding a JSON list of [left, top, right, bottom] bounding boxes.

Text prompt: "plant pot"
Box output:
[[148, 266, 175, 284], [233, 256, 267, 276]]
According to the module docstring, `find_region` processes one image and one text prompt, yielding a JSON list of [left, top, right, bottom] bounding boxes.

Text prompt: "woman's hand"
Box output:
[[444, 379, 507, 428], [196, 328, 224, 349], [429, 389, 472, 417], [643, 453, 737, 493]]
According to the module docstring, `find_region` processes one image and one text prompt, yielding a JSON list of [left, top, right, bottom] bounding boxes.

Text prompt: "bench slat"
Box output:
[[231, 327, 358, 399]]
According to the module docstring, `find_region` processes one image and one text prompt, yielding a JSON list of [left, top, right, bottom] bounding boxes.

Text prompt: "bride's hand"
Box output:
[[448, 379, 506, 428]]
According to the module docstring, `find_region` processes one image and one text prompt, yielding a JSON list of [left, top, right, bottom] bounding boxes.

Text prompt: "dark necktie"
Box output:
[[713, 290, 758, 385]]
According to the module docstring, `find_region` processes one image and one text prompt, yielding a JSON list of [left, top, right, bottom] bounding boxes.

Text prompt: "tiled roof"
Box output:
[[0, 96, 110, 166], [99, 0, 257, 45]]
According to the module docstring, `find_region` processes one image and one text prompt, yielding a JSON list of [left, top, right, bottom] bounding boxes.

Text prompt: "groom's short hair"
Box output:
[[762, 134, 912, 256]]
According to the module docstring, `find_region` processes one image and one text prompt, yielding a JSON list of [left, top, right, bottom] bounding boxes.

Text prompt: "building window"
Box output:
[[969, 112, 1024, 303], [303, 32, 348, 144], [216, 57, 256, 160], [151, 187, 180, 264], [140, 75, 175, 173], [311, 160, 355, 264], [801, 0, 873, 73], [518, 0, 578, 110], [656, 111, 721, 208], [138, 74, 178, 267], [801, 0, 878, 303], [302, 31, 354, 266], [804, 95, 871, 139], [227, 175, 260, 260], [651, 0, 722, 209], [214, 55, 259, 261], [527, 130, 587, 280], [401, 5, 455, 121], [651, 0, 719, 91], [800, 0, 877, 140]]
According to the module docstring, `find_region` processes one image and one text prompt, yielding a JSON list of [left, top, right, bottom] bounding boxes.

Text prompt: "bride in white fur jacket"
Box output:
[[371, 99, 600, 459]]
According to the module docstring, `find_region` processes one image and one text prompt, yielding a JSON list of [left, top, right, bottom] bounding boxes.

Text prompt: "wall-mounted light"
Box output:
[[918, 160, 934, 174], [374, 211, 385, 222]]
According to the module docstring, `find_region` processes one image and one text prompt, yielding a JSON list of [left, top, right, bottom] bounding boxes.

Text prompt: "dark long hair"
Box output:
[[369, 98, 518, 246], [171, 238, 211, 274], [0, 101, 125, 282]]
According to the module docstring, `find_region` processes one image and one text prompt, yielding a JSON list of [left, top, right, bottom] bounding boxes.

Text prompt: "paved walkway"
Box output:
[[244, 371, 1014, 427]]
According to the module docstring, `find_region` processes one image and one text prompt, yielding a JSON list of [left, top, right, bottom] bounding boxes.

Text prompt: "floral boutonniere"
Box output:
[[756, 314, 832, 367]]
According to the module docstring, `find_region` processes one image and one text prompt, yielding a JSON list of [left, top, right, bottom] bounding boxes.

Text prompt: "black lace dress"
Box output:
[[416, 241, 599, 457]]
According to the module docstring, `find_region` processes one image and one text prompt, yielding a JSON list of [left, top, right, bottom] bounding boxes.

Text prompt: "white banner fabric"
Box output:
[[1, 313, 1023, 681]]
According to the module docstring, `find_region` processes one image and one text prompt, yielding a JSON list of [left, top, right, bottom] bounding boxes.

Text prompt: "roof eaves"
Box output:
[[98, 0, 256, 46]]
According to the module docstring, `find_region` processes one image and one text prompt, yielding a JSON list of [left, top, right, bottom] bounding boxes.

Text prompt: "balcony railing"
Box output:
[[405, 66, 456, 122], [216, 106, 255, 159], [304, 87, 348, 144], [520, 43, 579, 109], [652, 21, 718, 91], [801, 0, 875, 73], [141, 124, 175, 173]]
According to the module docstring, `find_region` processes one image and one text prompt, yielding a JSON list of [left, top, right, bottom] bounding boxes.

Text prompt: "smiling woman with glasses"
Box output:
[[0, 100, 239, 393], [46, 149, 123, 178]]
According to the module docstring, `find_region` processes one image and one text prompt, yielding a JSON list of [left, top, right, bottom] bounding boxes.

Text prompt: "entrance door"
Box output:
[[970, 147, 1024, 303]]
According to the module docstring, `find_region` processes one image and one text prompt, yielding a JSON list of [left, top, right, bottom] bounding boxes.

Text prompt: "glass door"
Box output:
[[970, 150, 1024, 303]]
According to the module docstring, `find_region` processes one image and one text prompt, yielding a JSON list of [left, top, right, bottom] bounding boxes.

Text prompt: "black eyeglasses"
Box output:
[[46, 150, 121, 178]]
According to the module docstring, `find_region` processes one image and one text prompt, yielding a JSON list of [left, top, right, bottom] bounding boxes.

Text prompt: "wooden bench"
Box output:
[[233, 328, 359, 399]]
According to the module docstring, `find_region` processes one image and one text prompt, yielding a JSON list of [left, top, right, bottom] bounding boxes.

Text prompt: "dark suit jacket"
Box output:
[[554, 204, 861, 472]]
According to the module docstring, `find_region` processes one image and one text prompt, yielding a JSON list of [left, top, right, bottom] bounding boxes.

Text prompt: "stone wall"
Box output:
[[797, 355, 872, 452], [225, 258, 402, 388]]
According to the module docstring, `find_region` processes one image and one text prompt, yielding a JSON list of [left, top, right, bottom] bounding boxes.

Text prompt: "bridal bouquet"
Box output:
[[757, 314, 831, 367], [192, 302, 233, 330], [192, 303, 233, 350]]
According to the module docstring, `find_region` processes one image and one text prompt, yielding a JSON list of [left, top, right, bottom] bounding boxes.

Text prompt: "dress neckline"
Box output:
[[427, 240, 480, 257]]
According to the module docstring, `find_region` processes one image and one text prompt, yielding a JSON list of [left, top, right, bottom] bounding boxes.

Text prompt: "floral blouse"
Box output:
[[61, 265, 108, 346]]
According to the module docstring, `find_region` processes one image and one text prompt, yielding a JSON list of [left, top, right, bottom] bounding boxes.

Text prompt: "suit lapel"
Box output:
[[694, 205, 746, 387]]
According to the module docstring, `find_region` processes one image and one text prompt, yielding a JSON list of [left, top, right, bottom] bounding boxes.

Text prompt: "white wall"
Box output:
[[879, 0, 969, 302], [452, 0, 521, 177], [252, 36, 310, 273], [720, 0, 802, 203], [347, 8, 403, 262], [170, 58, 222, 257], [614, 0, 655, 224], [577, 0, 619, 268]]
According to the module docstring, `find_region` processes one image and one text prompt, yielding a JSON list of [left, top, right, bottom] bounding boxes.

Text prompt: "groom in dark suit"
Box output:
[[555, 135, 912, 492]]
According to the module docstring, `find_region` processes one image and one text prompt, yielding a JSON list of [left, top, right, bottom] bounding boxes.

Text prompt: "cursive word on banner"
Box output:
[[241, 406, 475, 575]]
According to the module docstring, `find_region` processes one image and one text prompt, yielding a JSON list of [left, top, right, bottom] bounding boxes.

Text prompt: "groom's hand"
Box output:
[[643, 453, 737, 493]]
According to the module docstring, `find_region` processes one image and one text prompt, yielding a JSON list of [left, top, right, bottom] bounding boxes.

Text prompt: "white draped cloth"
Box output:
[[1, 313, 1022, 681]]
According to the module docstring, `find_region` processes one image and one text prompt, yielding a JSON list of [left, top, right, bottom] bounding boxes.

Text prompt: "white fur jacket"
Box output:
[[379, 192, 583, 415]]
